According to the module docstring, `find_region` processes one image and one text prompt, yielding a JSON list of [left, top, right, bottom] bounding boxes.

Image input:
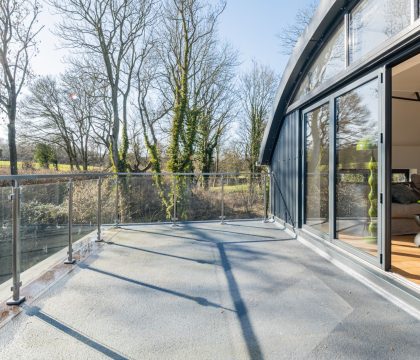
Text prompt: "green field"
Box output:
[[210, 183, 258, 193], [0, 160, 100, 172]]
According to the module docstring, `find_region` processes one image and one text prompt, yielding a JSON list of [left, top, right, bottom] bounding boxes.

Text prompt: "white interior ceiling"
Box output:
[[393, 53, 420, 92], [392, 54, 420, 147]]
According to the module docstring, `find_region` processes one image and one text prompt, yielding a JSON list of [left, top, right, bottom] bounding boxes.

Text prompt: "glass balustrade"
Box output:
[[0, 173, 268, 287]]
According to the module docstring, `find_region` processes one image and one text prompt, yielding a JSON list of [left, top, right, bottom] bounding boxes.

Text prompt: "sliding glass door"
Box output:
[[302, 74, 382, 263], [304, 103, 330, 236], [335, 80, 380, 257]]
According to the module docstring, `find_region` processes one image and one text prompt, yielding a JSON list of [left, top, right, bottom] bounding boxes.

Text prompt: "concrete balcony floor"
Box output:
[[0, 220, 419, 359]]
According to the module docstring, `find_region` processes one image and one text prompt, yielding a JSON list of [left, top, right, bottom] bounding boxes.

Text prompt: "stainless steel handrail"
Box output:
[[0, 172, 263, 181], [2, 171, 268, 307]]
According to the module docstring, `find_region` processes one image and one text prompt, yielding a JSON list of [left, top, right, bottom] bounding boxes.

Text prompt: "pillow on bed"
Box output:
[[391, 183, 420, 204]]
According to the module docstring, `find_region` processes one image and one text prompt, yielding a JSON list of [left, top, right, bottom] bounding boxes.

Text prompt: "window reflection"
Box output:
[[335, 79, 379, 256], [295, 24, 345, 99], [350, 0, 411, 63], [305, 103, 329, 234]]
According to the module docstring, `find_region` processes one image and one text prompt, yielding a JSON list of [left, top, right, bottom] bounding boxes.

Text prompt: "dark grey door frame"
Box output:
[[384, 65, 392, 271], [332, 72, 383, 268], [384, 47, 420, 271], [300, 70, 384, 268]]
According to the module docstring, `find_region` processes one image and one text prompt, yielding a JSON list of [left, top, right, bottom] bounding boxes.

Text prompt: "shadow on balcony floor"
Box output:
[[0, 220, 419, 359]]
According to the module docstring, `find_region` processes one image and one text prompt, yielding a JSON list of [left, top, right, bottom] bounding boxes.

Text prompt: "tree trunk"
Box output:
[[109, 83, 121, 172], [7, 95, 18, 175], [215, 144, 220, 173], [7, 121, 18, 175]]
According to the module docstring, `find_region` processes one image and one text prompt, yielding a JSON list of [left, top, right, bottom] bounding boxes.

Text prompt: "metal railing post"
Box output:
[[65, 179, 76, 264], [171, 175, 178, 227], [115, 176, 120, 227], [7, 182, 25, 306], [220, 175, 226, 224], [269, 172, 273, 220], [96, 177, 103, 242], [263, 173, 268, 223]]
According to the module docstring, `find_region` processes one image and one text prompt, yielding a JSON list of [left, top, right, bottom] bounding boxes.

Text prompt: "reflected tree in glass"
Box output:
[[335, 79, 379, 255], [350, 0, 411, 63], [305, 103, 329, 234], [295, 24, 345, 99]]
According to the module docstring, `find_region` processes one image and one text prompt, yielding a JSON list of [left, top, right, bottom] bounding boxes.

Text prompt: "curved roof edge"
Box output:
[[259, 0, 347, 165]]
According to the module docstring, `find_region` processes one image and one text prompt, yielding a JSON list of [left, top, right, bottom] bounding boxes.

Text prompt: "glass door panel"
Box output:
[[304, 103, 330, 235], [335, 79, 379, 256]]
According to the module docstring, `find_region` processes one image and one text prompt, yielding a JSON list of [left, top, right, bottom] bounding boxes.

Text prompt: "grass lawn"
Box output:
[[0, 161, 100, 172], [210, 183, 250, 193]]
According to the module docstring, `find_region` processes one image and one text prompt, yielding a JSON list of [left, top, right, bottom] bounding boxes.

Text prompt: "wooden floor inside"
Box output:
[[392, 235, 420, 285], [338, 235, 377, 256]]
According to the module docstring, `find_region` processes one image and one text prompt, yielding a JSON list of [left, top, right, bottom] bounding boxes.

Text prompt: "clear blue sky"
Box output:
[[218, 0, 315, 74]]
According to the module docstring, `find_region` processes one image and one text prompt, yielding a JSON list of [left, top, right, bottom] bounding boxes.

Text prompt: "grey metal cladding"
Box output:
[[259, 0, 348, 165], [271, 112, 299, 225]]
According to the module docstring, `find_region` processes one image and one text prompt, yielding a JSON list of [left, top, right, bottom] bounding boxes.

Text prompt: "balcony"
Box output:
[[0, 173, 419, 359]]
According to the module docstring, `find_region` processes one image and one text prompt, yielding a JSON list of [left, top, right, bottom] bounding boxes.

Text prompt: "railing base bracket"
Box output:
[[6, 296, 25, 306], [64, 259, 76, 265]]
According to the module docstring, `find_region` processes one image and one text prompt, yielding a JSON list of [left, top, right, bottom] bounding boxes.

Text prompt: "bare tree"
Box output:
[[20, 76, 80, 169], [238, 62, 278, 174], [277, 1, 318, 55], [0, 0, 42, 174], [61, 68, 105, 170], [68, 57, 113, 161], [195, 44, 238, 177], [134, 48, 169, 175], [126, 118, 152, 173], [21, 67, 109, 170], [50, 0, 156, 172], [218, 140, 247, 173], [159, 0, 226, 174]]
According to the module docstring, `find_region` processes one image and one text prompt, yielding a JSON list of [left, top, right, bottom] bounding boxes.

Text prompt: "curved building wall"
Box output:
[[265, 0, 420, 302], [260, 0, 420, 164], [271, 112, 299, 226]]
